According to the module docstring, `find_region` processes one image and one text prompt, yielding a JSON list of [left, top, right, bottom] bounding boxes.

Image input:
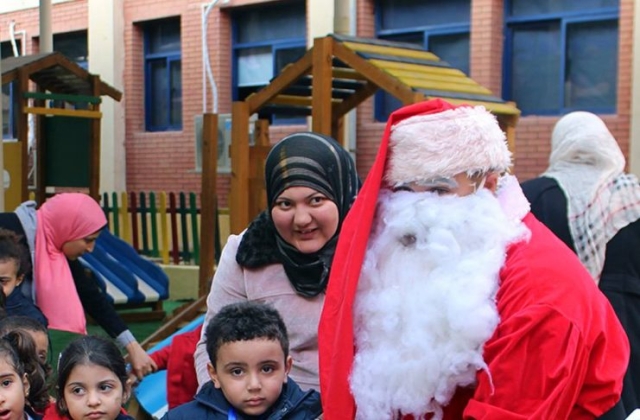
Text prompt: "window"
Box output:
[[1, 40, 20, 139], [232, 1, 306, 124], [504, 0, 619, 115], [143, 18, 182, 131], [375, 0, 471, 121], [54, 30, 88, 69]]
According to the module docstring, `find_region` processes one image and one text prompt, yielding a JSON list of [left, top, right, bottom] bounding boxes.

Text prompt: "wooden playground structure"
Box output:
[[228, 34, 521, 235], [1, 51, 122, 208]]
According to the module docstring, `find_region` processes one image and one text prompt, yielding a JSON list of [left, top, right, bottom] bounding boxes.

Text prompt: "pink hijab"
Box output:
[[35, 193, 107, 334]]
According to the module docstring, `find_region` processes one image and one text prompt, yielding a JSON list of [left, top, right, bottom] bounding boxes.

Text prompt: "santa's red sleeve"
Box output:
[[462, 306, 625, 419]]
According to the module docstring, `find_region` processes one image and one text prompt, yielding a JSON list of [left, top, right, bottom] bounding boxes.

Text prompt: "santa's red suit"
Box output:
[[318, 100, 629, 419]]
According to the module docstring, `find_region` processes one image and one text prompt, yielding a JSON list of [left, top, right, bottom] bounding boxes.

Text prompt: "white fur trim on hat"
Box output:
[[385, 105, 512, 186]]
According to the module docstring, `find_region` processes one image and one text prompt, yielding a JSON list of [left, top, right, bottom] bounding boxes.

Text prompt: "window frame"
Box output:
[[231, 6, 306, 125], [503, 3, 619, 116], [1, 40, 20, 140], [143, 18, 182, 132], [374, 0, 471, 122]]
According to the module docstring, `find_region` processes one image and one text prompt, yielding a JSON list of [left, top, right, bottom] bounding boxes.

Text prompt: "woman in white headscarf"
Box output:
[[522, 111, 640, 415]]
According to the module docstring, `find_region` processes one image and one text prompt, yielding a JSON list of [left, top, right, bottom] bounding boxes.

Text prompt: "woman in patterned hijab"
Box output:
[[195, 131, 360, 391]]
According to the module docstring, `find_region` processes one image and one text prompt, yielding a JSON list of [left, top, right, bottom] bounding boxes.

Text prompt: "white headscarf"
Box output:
[[543, 111, 640, 281]]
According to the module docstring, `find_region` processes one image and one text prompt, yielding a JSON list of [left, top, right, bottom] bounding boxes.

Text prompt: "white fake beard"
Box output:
[[351, 189, 527, 420]]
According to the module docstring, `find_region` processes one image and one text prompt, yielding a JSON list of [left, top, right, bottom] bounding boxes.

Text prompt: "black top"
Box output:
[[0, 212, 128, 338], [522, 176, 640, 416]]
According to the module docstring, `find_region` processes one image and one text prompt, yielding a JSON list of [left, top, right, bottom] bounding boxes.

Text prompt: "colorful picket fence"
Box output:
[[101, 192, 222, 266]]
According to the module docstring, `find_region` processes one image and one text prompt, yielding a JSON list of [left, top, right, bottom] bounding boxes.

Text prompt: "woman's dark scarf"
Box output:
[[236, 132, 360, 297]]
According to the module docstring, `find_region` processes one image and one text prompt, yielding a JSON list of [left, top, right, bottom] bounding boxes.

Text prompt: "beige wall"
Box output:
[[88, 0, 127, 192]]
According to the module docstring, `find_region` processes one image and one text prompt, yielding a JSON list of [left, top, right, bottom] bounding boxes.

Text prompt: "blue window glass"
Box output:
[[232, 1, 306, 125], [375, 0, 471, 121], [1, 41, 20, 139], [504, 1, 619, 115], [509, 0, 617, 17], [144, 18, 182, 131], [54, 30, 88, 69]]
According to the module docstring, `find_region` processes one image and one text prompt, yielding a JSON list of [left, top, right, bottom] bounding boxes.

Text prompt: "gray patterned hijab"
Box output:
[[236, 132, 360, 297]]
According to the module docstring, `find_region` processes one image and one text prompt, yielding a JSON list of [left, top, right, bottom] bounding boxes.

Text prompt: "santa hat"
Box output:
[[385, 101, 511, 186], [317, 99, 509, 419]]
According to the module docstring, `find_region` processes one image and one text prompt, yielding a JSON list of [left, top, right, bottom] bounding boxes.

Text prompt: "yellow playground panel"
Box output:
[[3, 141, 22, 211]]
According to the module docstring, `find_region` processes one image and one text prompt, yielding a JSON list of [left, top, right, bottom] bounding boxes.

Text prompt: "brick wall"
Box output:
[[0, 0, 87, 55], [1, 0, 633, 205]]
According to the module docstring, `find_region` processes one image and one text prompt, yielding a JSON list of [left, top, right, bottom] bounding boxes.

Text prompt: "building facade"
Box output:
[[0, 0, 635, 207]]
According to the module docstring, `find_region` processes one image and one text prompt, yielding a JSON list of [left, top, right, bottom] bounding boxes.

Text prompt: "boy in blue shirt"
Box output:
[[162, 301, 322, 419]]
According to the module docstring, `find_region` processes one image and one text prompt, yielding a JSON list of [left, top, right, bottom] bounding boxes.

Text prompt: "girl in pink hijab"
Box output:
[[1, 193, 157, 380]]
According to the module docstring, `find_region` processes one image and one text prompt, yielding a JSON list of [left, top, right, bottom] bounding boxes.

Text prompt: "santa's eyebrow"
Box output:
[[415, 177, 458, 188]]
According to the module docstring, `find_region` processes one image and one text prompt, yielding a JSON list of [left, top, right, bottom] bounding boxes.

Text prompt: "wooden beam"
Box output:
[[89, 75, 101, 201], [199, 113, 218, 298], [229, 101, 251, 234], [23, 91, 102, 104], [311, 37, 334, 135], [331, 115, 344, 146], [17, 69, 29, 203], [333, 81, 379, 118], [332, 40, 417, 104], [248, 119, 270, 221], [23, 107, 103, 119], [431, 97, 520, 116], [342, 41, 440, 62], [139, 295, 207, 350], [269, 94, 341, 108], [332, 67, 368, 81], [246, 49, 313, 114]]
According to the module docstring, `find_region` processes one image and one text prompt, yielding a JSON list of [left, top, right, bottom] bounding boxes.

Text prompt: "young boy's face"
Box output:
[[0, 259, 23, 297], [207, 338, 292, 416]]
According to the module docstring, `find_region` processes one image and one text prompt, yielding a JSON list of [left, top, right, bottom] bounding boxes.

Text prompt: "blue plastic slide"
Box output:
[[79, 229, 169, 305], [134, 315, 205, 419]]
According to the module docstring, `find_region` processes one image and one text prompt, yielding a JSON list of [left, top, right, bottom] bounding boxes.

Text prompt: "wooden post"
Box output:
[[311, 37, 334, 136], [17, 70, 30, 204], [90, 75, 101, 201], [331, 115, 344, 145], [34, 84, 46, 205], [248, 119, 270, 220], [199, 113, 218, 298], [230, 101, 250, 234]]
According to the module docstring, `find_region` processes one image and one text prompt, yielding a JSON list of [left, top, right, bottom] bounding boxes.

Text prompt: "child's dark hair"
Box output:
[[0, 228, 31, 279], [0, 289, 6, 321], [205, 301, 289, 365], [0, 316, 48, 337], [56, 335, 128, 415], [0, 316, 52, 376], [0, 330, 49, 411]]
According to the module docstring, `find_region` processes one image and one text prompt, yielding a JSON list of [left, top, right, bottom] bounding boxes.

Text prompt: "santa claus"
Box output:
[[318, 99, 629, 419]]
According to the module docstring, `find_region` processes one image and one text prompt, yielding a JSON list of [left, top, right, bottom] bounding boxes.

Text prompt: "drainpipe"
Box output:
[[39, 0, 53, 53]]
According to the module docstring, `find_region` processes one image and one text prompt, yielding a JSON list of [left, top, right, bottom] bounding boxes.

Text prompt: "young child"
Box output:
[[0, 229, 47, 327], [0, 316, 52, 378], [43, 336, 133, 420], [148, 324, 202, 409], [161, 301, 322, 419], [0, 329, 50, 419]]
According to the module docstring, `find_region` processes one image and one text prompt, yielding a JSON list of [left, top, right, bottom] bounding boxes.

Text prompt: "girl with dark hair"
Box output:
[[0, 330, 49, 419], [194, 132, 361, 392], [43, 336, 132, 420], [0, 316, 52, 379]]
